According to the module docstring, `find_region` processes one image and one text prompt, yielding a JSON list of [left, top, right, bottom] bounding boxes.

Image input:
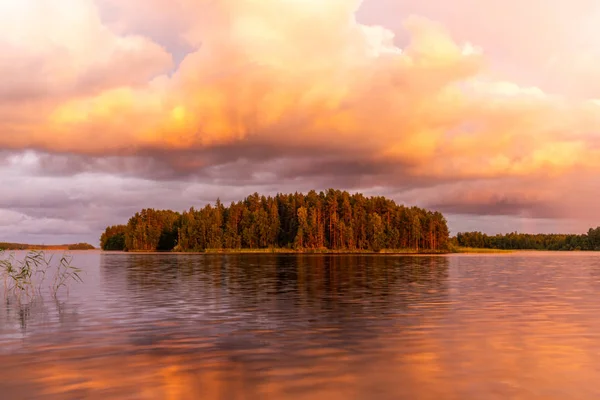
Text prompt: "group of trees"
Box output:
[[100, 225, 127, 251], [0, 242, 95, 251], [67, 243, 95, 250], [100, 189, 450, 253], [454, 227, 600, 251]]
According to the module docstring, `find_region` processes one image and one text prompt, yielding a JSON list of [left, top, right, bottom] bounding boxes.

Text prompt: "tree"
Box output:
[[368, 213, 385, 252]]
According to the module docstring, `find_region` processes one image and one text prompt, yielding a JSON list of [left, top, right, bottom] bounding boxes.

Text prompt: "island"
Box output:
[[100, 189, 449, 253], [0, 242, 96, 251]]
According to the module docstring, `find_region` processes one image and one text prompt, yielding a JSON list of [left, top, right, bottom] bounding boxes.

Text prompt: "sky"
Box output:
[[1, 0, 600, 245]]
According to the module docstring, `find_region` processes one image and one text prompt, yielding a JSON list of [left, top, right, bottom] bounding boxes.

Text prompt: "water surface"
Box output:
[[2, 252, 600, 399]]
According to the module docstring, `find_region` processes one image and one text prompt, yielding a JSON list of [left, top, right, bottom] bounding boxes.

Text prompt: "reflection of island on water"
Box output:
[[99, 254, 450, 360]]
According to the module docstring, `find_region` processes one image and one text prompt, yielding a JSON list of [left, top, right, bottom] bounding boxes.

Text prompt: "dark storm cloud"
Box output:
[[427, 195, 562, 219], [20, 140, 439, 193]]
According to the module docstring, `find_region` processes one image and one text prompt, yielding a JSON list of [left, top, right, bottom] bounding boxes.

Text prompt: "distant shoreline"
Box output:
[[0, 242, 95, 251]]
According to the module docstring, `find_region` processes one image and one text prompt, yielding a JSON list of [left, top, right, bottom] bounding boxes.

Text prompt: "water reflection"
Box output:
[[99, 255, 450, 356], [4, 253, 600, 399], [0, 297, 82, 343]]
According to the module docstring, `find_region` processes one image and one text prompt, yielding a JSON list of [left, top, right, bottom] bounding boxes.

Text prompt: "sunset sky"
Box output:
[[2, 0, 600, 245]]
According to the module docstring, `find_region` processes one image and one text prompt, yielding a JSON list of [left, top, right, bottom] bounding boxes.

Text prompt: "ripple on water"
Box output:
[[2, 252, 600, 399]]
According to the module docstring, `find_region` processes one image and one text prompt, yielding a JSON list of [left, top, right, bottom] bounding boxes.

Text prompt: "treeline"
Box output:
[[68, 243, 96, 250], [0, 242, 95, 251], [100, 189, 450, 253], [454, 227, 600, 251], [0, 243, 33, 250]]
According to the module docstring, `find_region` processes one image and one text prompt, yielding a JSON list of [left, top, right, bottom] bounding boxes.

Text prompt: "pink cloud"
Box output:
[[0, 0, 173, 102]]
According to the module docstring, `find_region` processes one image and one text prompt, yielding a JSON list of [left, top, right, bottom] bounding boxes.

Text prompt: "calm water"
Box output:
[[2, 252, 600, 399]]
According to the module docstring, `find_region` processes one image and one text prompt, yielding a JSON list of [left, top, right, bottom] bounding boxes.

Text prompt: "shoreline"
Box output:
[[8, 248, 600, 256], [100, 247, 515, 255]]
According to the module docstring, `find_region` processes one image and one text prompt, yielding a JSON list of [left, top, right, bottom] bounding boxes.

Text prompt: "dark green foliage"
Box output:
[[157, 227, 178, 251], [67, 243, 95, 250], [100, 225, 127, 251], [106, 234, 126, 251], [455, 227, 600, 251], [123, 210, 181, 251], [101, 189, 450, 252]]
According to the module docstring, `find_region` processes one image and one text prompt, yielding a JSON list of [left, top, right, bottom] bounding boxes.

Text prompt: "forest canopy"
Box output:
[[454, 228, 600, 251], [100, 189, 450, 253]]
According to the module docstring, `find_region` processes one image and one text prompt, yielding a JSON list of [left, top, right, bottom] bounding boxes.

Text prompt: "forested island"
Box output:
[[453, 228, 600, 251], [100, 189, 450, 253], [0, 242, 95, 251]]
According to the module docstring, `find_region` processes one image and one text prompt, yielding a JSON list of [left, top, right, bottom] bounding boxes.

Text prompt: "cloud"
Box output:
[[0, 0, 172, 102], [394, 171, 600, 224], [424, 186, 561, 219], [1, 1, 482, 159], [2, 0, 599, 181], [359, 0, 600, 97]]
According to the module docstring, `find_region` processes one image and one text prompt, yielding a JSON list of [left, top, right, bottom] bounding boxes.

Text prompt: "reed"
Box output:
[[0, 250, 83, 302]]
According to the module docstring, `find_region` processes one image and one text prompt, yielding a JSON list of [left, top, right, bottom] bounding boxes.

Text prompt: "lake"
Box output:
[[2, 251, 600, 399]]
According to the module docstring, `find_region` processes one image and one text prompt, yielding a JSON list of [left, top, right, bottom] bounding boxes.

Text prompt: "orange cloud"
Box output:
[[2, 0, 600, 186]]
